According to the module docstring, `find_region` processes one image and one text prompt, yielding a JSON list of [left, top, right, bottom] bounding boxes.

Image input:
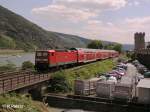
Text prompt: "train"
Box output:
[[35, 48, 119, 70]]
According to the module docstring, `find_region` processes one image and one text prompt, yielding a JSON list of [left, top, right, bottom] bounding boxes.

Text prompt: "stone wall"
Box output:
[[45, 95, 149, 112]]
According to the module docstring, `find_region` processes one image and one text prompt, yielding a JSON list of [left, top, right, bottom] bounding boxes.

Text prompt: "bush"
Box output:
[[49, 71, 71, 93], [113, 44, 122, 53], [22, 61, 34, 70]]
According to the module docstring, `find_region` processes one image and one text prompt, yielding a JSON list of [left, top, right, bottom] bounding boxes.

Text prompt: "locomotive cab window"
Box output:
[[43, 52, 48, 56], [37, 52, 42, 57]]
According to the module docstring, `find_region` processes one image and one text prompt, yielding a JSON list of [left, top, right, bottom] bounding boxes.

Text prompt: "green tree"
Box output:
[[104, 43, 122, 53], [48, 71, 71, 92], [87, 40, 103, 49], [104, 44, 114, 50], [22, 61, 34, 70], [112, 44, 122, 53], [131, 53, 137, 60]]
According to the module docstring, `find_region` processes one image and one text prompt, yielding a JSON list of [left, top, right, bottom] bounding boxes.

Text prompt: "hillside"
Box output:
[[0, 5, 91, 51]]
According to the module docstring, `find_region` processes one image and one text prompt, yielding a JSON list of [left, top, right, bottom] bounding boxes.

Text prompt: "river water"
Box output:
[[0, 53, 35, 67]]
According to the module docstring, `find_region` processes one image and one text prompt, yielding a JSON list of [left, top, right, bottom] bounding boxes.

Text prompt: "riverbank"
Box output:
[[0, 51, 35, 67], [0, 49, 25, 55]]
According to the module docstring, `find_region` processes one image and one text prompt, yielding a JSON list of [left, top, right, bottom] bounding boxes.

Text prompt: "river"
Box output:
[[0, 53, 35, 67]]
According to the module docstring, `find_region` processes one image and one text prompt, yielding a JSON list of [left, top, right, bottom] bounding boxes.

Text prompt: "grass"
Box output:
[[49, 59, 117, 92], [0, 93, 51, 112], [0, 93, 42, 112], [0, 62, 16, 72]]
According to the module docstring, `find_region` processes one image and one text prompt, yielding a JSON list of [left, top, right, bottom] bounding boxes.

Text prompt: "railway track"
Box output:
[[0, 63, 88, 82]]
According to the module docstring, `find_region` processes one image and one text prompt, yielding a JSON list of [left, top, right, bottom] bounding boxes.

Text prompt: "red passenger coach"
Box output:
[[70, 48, 97, 63]]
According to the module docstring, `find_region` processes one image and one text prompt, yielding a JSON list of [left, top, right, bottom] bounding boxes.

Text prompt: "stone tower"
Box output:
[[134, 32, 145, 50]]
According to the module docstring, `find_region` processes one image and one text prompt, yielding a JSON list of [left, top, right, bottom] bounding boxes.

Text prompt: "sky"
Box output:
[[0, 0, 150, 44]]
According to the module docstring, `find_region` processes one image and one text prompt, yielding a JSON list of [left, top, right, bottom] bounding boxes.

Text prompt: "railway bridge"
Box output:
[[0, 70, 51, 99]]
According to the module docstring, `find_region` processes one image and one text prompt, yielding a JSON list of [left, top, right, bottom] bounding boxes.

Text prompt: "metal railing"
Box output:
[[0, 71, 51, 94]]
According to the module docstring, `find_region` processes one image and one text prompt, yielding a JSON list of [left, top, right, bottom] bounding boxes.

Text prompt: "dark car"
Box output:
[[144, 72, 150, 78]]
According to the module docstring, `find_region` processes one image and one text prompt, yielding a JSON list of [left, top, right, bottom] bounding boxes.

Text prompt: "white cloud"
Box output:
[[81, 16, 150, 44], [107, 22, 114, 26], [30, 0, 150, 44], [87, 20, 102, 25], [55, 0, 127, 10], [32, 0, 127, 22], [125, 16, 150, 29], [125, 17, 150, 24], [32, 4, 96, 22], [134, 1, 140, 6], [128, 1, 140, 6]]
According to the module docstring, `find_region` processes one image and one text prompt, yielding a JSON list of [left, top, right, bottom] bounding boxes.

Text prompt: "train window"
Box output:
[[43, 52, 48, 56], [37, 52, 42, 56]]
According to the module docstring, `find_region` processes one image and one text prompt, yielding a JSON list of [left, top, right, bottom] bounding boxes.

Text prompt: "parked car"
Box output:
[[108, 71, 122, 79], [136, 74, 144, 82], [132, 60, 140, 66], [137, 65, 148, 74], [116, 64, 127, 70], [144, 72, 150, 78], [111, 70, 126, 76], [113, 67, 126, 72]]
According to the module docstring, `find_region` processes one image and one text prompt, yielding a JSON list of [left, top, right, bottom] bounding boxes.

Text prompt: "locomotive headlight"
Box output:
[[36, 59, 48, 61], [36, 59, 41, 61]]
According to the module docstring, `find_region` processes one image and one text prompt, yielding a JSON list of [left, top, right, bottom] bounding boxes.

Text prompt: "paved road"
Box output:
[[120, 63, 137, 84], [121, 63, 138, 97], [126, 63, 137, 77]]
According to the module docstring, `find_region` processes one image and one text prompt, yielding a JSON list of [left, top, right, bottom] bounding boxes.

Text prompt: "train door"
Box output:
[[84, 53, 87, 62]]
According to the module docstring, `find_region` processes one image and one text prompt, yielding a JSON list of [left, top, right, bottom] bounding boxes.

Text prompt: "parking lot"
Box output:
[[126, 63, 137, 77]]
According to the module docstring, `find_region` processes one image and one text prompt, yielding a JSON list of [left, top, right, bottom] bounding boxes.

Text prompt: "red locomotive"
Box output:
[[35, 48, 119, 70]]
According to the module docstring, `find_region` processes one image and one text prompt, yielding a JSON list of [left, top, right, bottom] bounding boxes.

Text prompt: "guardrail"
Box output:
[[0, 71, 51, 94]]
